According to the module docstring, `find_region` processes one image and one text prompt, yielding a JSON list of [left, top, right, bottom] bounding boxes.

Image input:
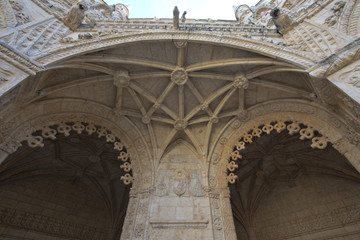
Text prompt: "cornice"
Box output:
[[308, 38, 360, 78], [35, 30, 314, 69], [0, 42, 44, 75]]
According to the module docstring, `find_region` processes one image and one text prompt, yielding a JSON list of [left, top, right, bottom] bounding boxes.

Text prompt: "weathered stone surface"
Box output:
[[0, 0, 360, 239]]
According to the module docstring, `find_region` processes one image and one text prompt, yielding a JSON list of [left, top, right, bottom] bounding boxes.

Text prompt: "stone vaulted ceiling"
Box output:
[[1, 0, 360, 239], [24, 40, 317, 164]]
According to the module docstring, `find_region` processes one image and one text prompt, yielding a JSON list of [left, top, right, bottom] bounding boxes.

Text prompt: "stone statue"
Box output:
[[63, 1, 129, 31], [270, 7, 293, 35], [111, 4, 129, 21], [181, 11, 187, 23], [173, 6, 179, 30], [62, 2, 87, 31]]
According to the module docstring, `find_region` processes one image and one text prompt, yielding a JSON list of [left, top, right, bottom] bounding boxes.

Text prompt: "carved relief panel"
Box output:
[[148, 140, 212, 239], [154, 139, 206, 200], [0, 0, 69, 57], [328, 59, 360, 105]]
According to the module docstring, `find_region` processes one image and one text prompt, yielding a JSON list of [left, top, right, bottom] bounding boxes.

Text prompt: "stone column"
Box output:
[[120, 188, 152, 240]]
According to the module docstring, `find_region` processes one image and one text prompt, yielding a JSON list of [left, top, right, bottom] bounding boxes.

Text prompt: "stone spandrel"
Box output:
[[328, 59, 360, 105]]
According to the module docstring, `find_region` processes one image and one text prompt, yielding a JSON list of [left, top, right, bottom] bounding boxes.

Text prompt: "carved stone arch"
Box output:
[[253, 6, 273, 26], [212, 104, 360, 189], [338, 0, 360, 38], [0, 99, 154, 190], [206, 100, 360, 240], [36, 32, 314, 69]]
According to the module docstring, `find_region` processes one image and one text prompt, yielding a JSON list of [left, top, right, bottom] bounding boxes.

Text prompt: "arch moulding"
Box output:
[[36, 32, 314, 69], [205, 100, 360, 239], [0, 99, 154, 191]]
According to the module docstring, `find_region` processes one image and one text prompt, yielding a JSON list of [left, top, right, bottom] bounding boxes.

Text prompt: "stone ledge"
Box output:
[[150, 219, 209, 229]]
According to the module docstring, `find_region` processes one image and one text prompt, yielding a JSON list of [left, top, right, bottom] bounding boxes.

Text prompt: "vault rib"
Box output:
[[186, 78, 214, 117], [48, 63, 115, 75], [179, 85, 184, 118], [251, 78, 313, 98], [129, 82, 178, 120], [71, 55, 177, 71], [246, 66, 306, 79], [127, 88, 147, 116], [185, 82, 234, 121], [188, 72, 233, 81], [147, 81, 175, 118], [186, 58, 297, 72]]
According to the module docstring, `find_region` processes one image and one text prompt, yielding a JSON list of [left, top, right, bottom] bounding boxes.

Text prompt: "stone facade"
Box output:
[[0, 0, 360, 239]]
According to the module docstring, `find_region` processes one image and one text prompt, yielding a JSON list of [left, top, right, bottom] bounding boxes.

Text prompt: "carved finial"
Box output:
[[173, 6, 179, 30], [181, 11, 187, 23]]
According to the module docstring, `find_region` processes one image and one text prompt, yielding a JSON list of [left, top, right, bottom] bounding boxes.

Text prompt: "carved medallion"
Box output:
[[171, 68, 188, 85], [173, 179, 186, 196]]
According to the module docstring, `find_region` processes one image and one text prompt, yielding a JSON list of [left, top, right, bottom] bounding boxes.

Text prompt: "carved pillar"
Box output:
[[220, 188, 237, 240], [120, 188, 151, 240], [209, 188, 237, 240]]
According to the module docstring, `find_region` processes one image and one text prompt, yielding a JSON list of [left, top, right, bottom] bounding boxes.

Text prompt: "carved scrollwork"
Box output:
[[121, 173, 133, 185], [72, 121, 85, 134], [57, 122, 71, 136], [274, 120, 286, 133], [114, 141, 125, 151], [299, 126, 315, 140], [85, 123, 97, 135], [311, 136, 329, 149], [118, 151, 129, 162], [120, 162, 132, 172], [213, 217, 223, 230], [227, 173, 238, 184], [324, 1, 346, 26], [227, 161, 238, 171], [41, 126, 57, 140], [25, 135, 44, 148]]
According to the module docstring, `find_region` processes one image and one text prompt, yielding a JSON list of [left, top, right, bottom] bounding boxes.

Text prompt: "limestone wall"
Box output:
[[253, 176, 360, 240]]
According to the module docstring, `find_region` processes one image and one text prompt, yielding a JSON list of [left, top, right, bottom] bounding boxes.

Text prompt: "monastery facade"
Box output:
[[0, 0, 360, 239]]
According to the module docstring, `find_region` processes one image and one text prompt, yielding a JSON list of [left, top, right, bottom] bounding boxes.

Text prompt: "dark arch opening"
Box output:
[[229, 128, 360, 240], [0, 129, 131, 240]]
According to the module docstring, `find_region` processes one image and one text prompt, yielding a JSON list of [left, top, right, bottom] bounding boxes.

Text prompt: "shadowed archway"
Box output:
[[229, 127, 360, 239], [0, 129, 131, 240]]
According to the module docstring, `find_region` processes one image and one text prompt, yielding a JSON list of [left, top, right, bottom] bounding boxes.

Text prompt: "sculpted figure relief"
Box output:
[[63, 0, 129, 31], [342, 66, 360, 88], [270, 7, 294, 34], [62, 2, 87, 30], [9, 0, 30, 26], [38, 0, 71, 15], [325, 1, 346, 26]]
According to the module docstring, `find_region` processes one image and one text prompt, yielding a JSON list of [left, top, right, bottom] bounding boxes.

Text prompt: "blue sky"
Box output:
[[104, 0, 260, 20]]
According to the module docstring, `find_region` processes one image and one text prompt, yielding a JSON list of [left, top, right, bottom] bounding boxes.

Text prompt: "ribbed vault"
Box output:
[[12, 40, 318, 168]]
